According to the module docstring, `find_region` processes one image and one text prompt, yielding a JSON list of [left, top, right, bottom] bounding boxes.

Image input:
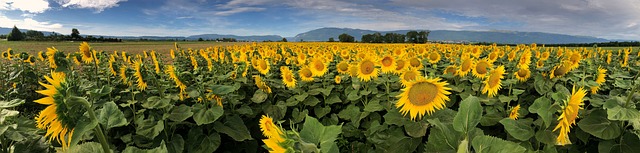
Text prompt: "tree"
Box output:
[[328, 37, 335, 42], [406, 31, 418, 43], [7, 26, 25, 41], [25, 30, 45, 40], [71, 28, 81, 40], [198, 38, 204, 41], [281, 38, 288, 42], [338, 33, 354, 42], [417, 30, 430, 43]]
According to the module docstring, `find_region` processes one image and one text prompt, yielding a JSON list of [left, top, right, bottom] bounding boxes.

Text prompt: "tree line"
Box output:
[[1, 26, 121, 42], [334, 30, 430, 43]]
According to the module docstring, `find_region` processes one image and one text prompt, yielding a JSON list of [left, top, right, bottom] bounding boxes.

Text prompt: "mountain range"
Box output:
[[0, 27, 620, 44]]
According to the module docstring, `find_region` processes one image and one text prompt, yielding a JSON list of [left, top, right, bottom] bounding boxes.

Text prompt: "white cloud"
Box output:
[[55, 0, 127, 12], [214, 7, 265, 16], [0, 13, 64, 32], [0, 0, 49, 13]]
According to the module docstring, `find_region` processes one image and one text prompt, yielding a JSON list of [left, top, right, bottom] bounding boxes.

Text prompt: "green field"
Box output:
[[0, 40, 243, 54]]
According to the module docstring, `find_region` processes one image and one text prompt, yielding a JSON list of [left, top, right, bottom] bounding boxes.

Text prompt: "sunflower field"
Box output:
[[0, 42, 639, 153]]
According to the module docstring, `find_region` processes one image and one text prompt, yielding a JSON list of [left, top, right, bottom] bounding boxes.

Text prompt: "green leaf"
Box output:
[[528, 97, 556, 128], [143, 96, 171, 109], [314, 106, 331, 118], [457, 137, 469, 153], [209, 85, 237, 95], [167, 104, 193, 122], [326, 93, 342, 104], [168, 134, 185, 153], [0, 99, 24, 108], [480, 112, 503, 126], [535, 129, 557, 145], [303, 96, 321, 106], [598, 140, 615, 153], [425, 118, 461, 152], [578, 109, 621, 140], [347, 90, 360, 101], [534, 75, 554, 95], [471, 135, 527, 153], [499, 118, 534, 141], [192, 104, 224, 125], [213, 115, 252, 141], [251, 89, 268, 103], [300, 115, 342, 152], [610, 132, 640, 153], [605, 101, 640, 121], [98, 102, 128, 129], [378, 128, 421, 153], [0, 109, 19, 124], [364, 99, 383, 112], [294, 92, 309, 102], [67, 142, 105, 153], [453, 96, 482, 133], [70, 115, 98, 148], [135, 116, 164, 139], [123, 141, 168, 153], [404, 120, 428, 138]]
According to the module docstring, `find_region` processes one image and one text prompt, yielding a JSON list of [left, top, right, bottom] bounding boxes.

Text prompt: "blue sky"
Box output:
[[1, 0, 639, 40]]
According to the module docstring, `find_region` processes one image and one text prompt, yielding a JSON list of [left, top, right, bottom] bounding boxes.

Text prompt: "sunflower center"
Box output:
[[554, 65, 568, 76], [445, 67, 457, 74], [488, 73, 501, 88], [337, 63, 349, 72], [409, 58, 421, 67], [429, 53, 439, 61], [404, 71, 417, 81], [259, 60, 268, 70], [382, 57, 393, 67], [313, 60, 324, 71], [408, 82, 438, 106], [396, 60, 406, 70], [461, 60, 471, 71], [284, 73, 293, 82], [360, 60, 375, 75], [489, 52, 497, 60], [517, 69, 529, 77], [476, 62, 489, 74], [301, 68, 312, 78]]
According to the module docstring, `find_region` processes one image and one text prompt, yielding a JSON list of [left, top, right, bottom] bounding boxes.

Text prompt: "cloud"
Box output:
[[55, 0, 127, 12], [0, 0, 49, 13], [0, 13, 64, 32], [214, 7, 265, 16]]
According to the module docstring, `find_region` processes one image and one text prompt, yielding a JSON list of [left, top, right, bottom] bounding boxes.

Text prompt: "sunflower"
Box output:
[[472, 58, 492, 78], [299, 66, 314, 82], [488, 51, 499, 62], [133, 59, 147, 91], [263, 137, 286, 153], [260, 115, 283, 140], [507, 51, 517, 61], [357, 56, 379, 82], [253, 75, 272, 93], [428, 52, 441, 64], [536, 60, 544, 69], [380, 54, 396, 74], [443, 65, 457, 76], [408, 57, 423, 69], [38, 51, 46, 62], [514, 68, 531, 82], [189, 54, 198, 70], [108, 56, 118, 76], [590, 67, 607, 94], [336, 61, 350, 74], [393, 59, 408, 75], [554, 86, 587, 146], [335, 76, 342, 84], [541, 51, 550, 60], [34, 72, 75, 149], [309, 57, 328, 77], [509, 104, 521, 120], [458, 58, 473, 77], [79, 42, 93, 63], [550, 62, 571, 79], [482, 65, 505, 97], [400, 67, 421, 87], [348, 64, 359, 78], [119, 65, 128, 83], [396, 77, 452, 120], [280, 66, 296, 89], [568, 52, 581, 69]]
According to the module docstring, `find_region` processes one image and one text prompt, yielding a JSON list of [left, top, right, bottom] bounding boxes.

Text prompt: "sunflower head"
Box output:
[[334, 76, 342, 84], [400, 67, 421, 87], [482, 65, 505, 97], [550, 62, 571, 79], [336, 61, 350, 74], [472, 58, 492, 78], [253, 75, 272, 93], [515, 68, 531, 82], [554, 86, 587, 146], [380, 54, 396, 74], [79, 42, 93, 63], [256, 58, 270, 75], [357, 56, 379, 82], [509, 104, 521, 120], [458, 58, 473, 77], [396, 77, 452, 120], [299, 66, 314, 82], [428, 52, 441, 64], [393, 59, 408, 75], [408, 57, 423, 69], [443, 65, 457, 76], [309, 57, 328, 77], [259, 115, 283, 140], [281, 66, 296, 89], [34, 71, 82, 149]]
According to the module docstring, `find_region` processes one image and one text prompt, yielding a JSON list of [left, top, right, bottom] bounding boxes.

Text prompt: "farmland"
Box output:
[[0, 41, 639, 153]]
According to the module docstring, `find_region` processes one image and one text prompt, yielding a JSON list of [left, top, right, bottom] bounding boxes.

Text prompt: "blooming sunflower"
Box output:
[[380, 54, 396, 74], [443, 65, 457, 76], [133, 59, 147, 91], [536, 60, 544, 69], [514, 68, 531, 82], [550, 62, 571, 79], [457, 58, 473, 77], [590, 67, 607, 94], [309, 57, 328, 77], [482, 65, 505, 97], [509, 104, 521, 120], [428, 52, 441, 64], [253, 75, 272, 93], [260, 115, 283, 140], [408, 57, 423, 69], [554, 86, 587, 146], [280, 66, 296, 89], [34, 72, 75, 149], [335, 76, 342, 84], [393, 59, 408, 75], [396, 77, 452, 120], [256, 58, 270, 75], [336, 61, 350, 74], [79, 42, 93, 63], [357, 56, 379, 82], [472, 58, 493, 78], [507, 51, 517, 61], [299, 66, 314, 82], [348, 63, 359, 78], [400, 67, 421, 87], [488, 51, 499, 62]]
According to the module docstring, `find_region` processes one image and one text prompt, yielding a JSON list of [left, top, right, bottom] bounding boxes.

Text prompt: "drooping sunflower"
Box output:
[[119, 65, 128, 84], [309, 57, 328, 77], [509, 104, 521, 120], [380, 54, 396, 74], [348, 63, 359, 78], [189, 54, 198, 70], [336, 61, 350, 74], [428, 52, 441, 64], [280, 66, 296, 89], [253, 75, 272, 93], [457, 58, 473, 77], [550, 62, 571, 79], [260, 115, 283, 140], [396, 77, 452, 120], [400, 67, 421, 87], [38, 51, 46, 62], [554, 86, 587, 146], [133, 59, 147, 91], [299, 66, 314, 82], [514, 68, 531, 82], [357, 56, 379, 82], [482, 65, 505, 97], [472, 58, 493, 78], [108, 55, 118, 76], [590, 67, 607, 94], [79, 42, 93, 63], [443, 65, 457, 76], [34, 72, 75, 149]]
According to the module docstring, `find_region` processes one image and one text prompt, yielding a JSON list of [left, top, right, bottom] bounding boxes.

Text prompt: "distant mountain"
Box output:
[[187, 34, 283, 41], [294, 27, 611, 44], [0, 27, 59, 36]]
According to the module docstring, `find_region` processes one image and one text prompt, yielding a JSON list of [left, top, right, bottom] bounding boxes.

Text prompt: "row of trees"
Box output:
[[335, 30, 430, 43], [1, 26, 121, 42]]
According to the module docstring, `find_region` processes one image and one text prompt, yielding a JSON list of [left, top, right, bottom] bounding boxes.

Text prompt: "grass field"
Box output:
[[0, 40, 244, 54]]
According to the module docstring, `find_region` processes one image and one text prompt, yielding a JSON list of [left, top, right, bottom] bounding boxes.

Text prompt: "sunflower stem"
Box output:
[[84, 103, 111, 153], [624, 73, 640, 108]]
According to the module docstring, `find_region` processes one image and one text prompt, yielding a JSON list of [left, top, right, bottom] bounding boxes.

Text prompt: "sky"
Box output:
[[0, 0, 639, 40]]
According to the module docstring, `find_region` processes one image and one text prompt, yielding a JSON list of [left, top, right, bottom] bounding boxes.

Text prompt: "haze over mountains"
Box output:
[[0, 27, 616, 44]]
